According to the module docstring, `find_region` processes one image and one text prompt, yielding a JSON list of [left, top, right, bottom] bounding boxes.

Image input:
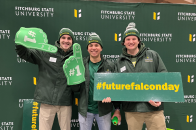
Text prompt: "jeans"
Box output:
[[78, 112, 111, 130]]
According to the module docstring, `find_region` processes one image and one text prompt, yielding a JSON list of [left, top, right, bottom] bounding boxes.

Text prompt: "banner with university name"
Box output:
[[1, 0, 196, 130], [94, 73, 184, 102]]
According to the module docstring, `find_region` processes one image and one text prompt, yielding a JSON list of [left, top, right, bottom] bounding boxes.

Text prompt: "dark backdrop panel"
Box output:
[[0, 1, 195, 130]]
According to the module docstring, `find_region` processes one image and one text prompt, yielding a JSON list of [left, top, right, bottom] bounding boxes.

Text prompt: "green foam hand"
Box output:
[[167, 128, 174, 130], [63, 43, 85, 85], [15, 27, 57, 53]]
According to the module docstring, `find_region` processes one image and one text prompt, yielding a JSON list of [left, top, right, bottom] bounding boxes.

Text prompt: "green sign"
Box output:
[[22, 99, 40, 130], [15, 27, 57, 53], [63, 43, 85, 85], [94, 73, 184, 102]]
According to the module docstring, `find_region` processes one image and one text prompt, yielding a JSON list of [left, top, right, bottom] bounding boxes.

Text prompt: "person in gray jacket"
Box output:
[[16, 28, 75, 130], [105, 22, 167, 130]]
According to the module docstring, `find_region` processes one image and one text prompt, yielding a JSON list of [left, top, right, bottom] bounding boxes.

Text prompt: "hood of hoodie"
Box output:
[[55, 41, 73, 57], [121, 42, 148, 60]]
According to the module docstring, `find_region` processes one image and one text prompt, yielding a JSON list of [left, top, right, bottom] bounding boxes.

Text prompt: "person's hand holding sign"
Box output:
[[63, 43, 85, 85], [149, 100, 161, 107], [15, 27, 57, 53]]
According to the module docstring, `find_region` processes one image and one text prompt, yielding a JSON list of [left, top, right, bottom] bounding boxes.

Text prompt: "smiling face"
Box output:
[[124, 35, 139, 52], [87, 43, 102, 58], [59, 35, 73, 52]]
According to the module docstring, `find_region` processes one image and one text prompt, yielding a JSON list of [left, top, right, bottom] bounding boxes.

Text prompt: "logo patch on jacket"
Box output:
[[105, 69, 111, 73], [120, 66, 126, 72], [145, 57, 153, 62], [132, 61, 136, 67], [49, 57, 57, 63]]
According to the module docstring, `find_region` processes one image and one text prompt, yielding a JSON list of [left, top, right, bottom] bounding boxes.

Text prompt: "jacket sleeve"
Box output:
[[109, 60, 115, 73], [112, 61, 121, 109], [71, 84, 81, 92], [15, 45, 42, 64], [113, 101, 121, 109], [155, 52, 168, 72], [114, 63, 119, 73]]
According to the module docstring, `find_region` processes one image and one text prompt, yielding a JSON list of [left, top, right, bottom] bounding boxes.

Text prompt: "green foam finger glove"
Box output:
[[167, 128, 174, 130], [63, 43, 85, 85], [15, 27, 57, 53]]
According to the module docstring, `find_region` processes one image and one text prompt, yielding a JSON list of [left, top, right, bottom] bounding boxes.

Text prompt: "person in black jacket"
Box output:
[[73, 33, 115, 130], [106, 22, 167, 130], [16, 28, 75, 130]]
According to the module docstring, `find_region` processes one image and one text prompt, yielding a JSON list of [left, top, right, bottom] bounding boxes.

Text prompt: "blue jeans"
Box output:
[[78, 112, 111, 130]]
